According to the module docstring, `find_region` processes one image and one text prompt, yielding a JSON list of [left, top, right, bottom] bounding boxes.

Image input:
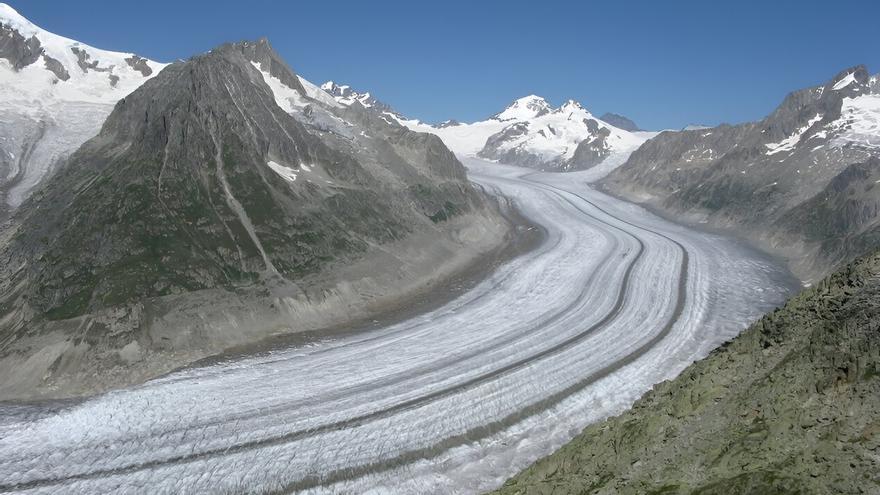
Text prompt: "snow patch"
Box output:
[[267, 160, 297, 182], [297, 76, 342, 108], [832, 72, 857, 91], [251, 61, 308, 113], [764, 114, 823, 155]]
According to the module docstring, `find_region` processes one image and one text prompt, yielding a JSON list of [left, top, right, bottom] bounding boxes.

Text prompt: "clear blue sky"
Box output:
[[10, 0, 880, 130]]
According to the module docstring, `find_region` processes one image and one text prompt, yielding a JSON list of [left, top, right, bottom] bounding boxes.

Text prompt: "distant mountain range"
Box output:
[[319, 82, 655, 171]]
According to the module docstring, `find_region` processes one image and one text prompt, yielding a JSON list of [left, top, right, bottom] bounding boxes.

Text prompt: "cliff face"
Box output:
[[493, 249, 880, 495], [0, 40, 509, 400], [603, 66, 880, 282]]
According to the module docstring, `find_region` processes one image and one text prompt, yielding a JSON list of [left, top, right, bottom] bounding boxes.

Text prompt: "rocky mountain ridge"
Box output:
[[604, 65, 880, 282]]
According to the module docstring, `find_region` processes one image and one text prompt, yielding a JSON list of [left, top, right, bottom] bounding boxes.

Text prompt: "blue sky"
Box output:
[[10, 0, 880, 130]]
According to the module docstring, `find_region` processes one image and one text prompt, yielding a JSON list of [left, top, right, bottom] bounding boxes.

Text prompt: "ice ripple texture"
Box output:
[[0, 159, 796, 494]]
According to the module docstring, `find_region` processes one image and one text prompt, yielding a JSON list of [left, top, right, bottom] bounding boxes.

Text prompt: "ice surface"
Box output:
[[830, 94, 880, 149]]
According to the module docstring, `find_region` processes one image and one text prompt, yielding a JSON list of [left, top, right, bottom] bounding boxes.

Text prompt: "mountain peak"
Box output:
[[227, 37, 305, 95], [828, 64, 870, 92], [600, 112, 641, 132], [495, 95, 552, 121]]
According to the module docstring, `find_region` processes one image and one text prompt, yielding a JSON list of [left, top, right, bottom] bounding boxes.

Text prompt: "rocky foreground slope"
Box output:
[[493, 248, 880, 495], [0, 37, 509, 400], [603, 66, 880, 282]]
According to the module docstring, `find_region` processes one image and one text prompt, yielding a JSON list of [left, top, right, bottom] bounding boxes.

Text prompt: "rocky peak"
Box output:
[[826, 64, 870, 93], [761, 64, 876, 143], [600, 112, 641, 132], [231, 37, 305, 95]]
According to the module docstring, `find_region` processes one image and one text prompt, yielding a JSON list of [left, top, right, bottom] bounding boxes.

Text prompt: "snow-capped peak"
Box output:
[[0, 3, 166, 103], [494, 95, 552, 121]]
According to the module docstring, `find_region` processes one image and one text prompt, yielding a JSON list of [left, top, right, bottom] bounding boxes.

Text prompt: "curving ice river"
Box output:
[[0, 157, 797, 494]]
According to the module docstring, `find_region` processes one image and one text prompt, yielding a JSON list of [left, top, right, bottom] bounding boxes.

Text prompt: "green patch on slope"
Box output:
[[492, 251, 880, 495]]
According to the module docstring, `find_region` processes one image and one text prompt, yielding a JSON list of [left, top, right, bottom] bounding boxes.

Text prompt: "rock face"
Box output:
[[604, 65, 880, 282], [0, 38, 509, 399], [493, 249, 880, 495], [0, 3, 165, 215], [599, 112, 640, 132]]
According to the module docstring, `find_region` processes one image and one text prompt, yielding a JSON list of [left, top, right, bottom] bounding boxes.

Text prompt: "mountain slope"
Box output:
[[0, 38, 509, 400], [493, 248, 880, 495], [0, 3, 165, 214], [604, 65, 880, 282]]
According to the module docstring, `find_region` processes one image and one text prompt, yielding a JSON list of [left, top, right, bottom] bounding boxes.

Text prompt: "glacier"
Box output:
[[0, 157, 796, 494]]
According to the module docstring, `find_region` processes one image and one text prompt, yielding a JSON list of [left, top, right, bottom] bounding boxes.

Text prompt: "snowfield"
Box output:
[[0, 157, 795, 494]]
